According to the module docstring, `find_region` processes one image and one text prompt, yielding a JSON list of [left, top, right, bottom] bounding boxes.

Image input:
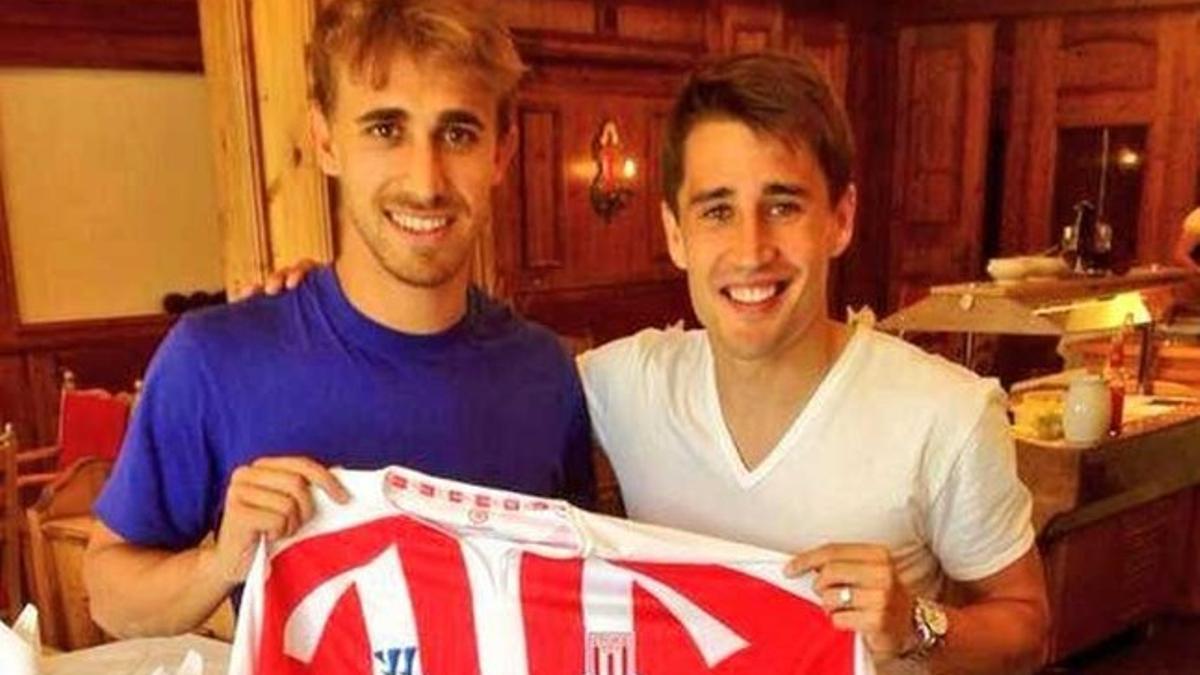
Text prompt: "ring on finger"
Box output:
[[836, 585, 853, 610]]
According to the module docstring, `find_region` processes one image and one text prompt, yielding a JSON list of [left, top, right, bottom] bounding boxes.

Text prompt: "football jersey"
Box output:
[[229, 467, 876, 675]]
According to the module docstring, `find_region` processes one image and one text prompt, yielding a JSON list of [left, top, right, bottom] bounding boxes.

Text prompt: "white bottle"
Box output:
[[1064, 374, 1112, 444]]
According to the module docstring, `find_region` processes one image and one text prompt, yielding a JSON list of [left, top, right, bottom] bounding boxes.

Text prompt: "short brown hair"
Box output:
[[309, 0, 526, 130], [661, 52, 855, 215]]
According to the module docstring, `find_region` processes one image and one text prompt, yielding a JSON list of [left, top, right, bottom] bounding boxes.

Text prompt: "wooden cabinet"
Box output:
[[1042, 489, 1192, 661]]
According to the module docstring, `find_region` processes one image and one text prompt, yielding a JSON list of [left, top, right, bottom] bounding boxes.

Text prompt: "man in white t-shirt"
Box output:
[[577, 53, 1048, 674]]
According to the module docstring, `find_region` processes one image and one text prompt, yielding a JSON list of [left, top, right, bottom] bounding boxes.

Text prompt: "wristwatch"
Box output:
[[906, 597, 949, 659]]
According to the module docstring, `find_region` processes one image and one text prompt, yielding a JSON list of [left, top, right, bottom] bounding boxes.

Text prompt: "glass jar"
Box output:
[[1064, 374, 1112, 444]]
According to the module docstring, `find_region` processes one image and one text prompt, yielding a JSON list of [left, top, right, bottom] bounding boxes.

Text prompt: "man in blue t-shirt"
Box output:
[[84, 0, 594, 638]]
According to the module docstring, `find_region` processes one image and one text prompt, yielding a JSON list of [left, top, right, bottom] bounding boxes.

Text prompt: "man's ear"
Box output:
[[830, 183, 857, 258], [661, 201, 688, 271], [492, 123, 519, 186], [310, 104, 341, 177]]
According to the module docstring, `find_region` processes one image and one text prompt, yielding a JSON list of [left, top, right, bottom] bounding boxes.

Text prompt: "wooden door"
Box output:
[[889, 23, 996, 309]]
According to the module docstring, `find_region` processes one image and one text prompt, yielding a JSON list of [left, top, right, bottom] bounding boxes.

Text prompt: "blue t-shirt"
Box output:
[[96, 267, 595, 551]]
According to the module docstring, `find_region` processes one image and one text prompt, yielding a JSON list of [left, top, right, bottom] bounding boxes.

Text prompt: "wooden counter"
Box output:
[[1017, 404, 1200, 534], [1015, 405, 1200, 662]]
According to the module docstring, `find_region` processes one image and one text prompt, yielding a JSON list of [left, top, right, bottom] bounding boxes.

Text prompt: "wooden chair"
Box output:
[[49, 370, 137, 470], [25, 457, 114, 650], [1, 422, 64, 623]]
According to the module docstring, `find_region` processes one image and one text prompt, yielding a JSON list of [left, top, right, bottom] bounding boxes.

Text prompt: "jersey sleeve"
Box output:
[[925, 391, 1036, 581], [94, 319, 223, 551]]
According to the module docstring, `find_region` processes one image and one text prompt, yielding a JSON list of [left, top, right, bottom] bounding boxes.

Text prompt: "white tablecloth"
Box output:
[[42, 635, 230, 675]]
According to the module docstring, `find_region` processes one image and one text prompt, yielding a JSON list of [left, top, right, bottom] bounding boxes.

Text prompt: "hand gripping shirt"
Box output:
[[229, 467, 876, 675]]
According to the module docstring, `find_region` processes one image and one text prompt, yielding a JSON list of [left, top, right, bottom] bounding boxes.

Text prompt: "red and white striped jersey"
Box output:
[[229, 467, 875, 675]]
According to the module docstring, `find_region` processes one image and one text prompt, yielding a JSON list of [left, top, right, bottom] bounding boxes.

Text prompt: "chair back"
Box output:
[[25, 457, 114, 650], [1, 422, 62, 623], [56, 380, 133, 469]]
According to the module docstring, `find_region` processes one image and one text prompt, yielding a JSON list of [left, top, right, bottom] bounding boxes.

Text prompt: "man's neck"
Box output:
[[334, 249, 470, 336], [712, 318, 850, 470], [713, 319, 847, 398]]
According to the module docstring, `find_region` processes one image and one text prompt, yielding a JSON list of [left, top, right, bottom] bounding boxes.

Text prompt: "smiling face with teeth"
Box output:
[[312, 50, 516, 322], [663, 119, 856, 364]]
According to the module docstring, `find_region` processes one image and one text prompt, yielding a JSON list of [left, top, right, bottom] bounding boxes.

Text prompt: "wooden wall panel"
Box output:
[[646, 106, 672, 265], [1058, 91, 1156, 126], [0, 356, 26, 438], [790, 16, 852, 98], [498, 0, 597, 34], [519, 108, 566, 270], [715, 3, 784, 54], [0, 317, 170, 447], [616, 2, 708, 45], [892, 0, 1200, 22], [889, 23, 995, 308], [835, 19, 897, 316], [515, 280, 694, 347], [538, 90, 675, 289], [1057, 14, 1158, 94], [0, 0, 202, 72], [1152, 12, 1200, 258], [999, 18, 1061, 256], [1139, 12, 1178, 261], [0, 152, 15, 337]]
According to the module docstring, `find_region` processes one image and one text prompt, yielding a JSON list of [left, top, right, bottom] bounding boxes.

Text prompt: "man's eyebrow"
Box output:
[[439, 109, 485, 129], [354, 107, 407, 125], [687, 187, 733, 207], [763, 182, 809, 198]]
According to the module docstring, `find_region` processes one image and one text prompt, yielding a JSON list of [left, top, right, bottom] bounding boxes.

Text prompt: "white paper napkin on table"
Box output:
[[148, 649, 205, 675], [0, 605, 40, 675], [42, 634, 230, 675]]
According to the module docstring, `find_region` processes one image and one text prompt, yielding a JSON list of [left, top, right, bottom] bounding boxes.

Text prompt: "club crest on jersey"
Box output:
[[586, 632, 636, 675]]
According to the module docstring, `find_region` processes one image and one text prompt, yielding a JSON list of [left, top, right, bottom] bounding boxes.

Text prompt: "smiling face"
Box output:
[[663, 119, 856, 363], [312, 50, 514, 291]]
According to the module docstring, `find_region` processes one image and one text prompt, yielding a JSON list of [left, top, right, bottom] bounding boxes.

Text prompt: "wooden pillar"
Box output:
[[198, 0, 333, 295], [1000, 18, 1060, 257]]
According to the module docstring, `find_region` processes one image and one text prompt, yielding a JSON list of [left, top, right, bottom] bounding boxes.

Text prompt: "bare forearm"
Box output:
[[84, 541, 235, 638], [925, 599, 1048, 675]]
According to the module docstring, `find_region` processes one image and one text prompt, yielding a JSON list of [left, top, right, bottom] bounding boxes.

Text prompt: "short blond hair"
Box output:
[[310, 0, 526, 130]]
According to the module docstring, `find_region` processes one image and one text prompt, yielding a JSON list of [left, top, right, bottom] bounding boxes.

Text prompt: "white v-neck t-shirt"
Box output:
[[578, 325, 1035, 601]]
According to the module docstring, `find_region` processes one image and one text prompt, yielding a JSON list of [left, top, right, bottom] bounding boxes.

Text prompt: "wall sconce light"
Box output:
[[590, 120, 637, 222]]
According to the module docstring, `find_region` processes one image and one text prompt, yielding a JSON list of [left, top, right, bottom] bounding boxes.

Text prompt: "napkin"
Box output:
[[147, 649, 204, 675], [0, 604, 41, 675]]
